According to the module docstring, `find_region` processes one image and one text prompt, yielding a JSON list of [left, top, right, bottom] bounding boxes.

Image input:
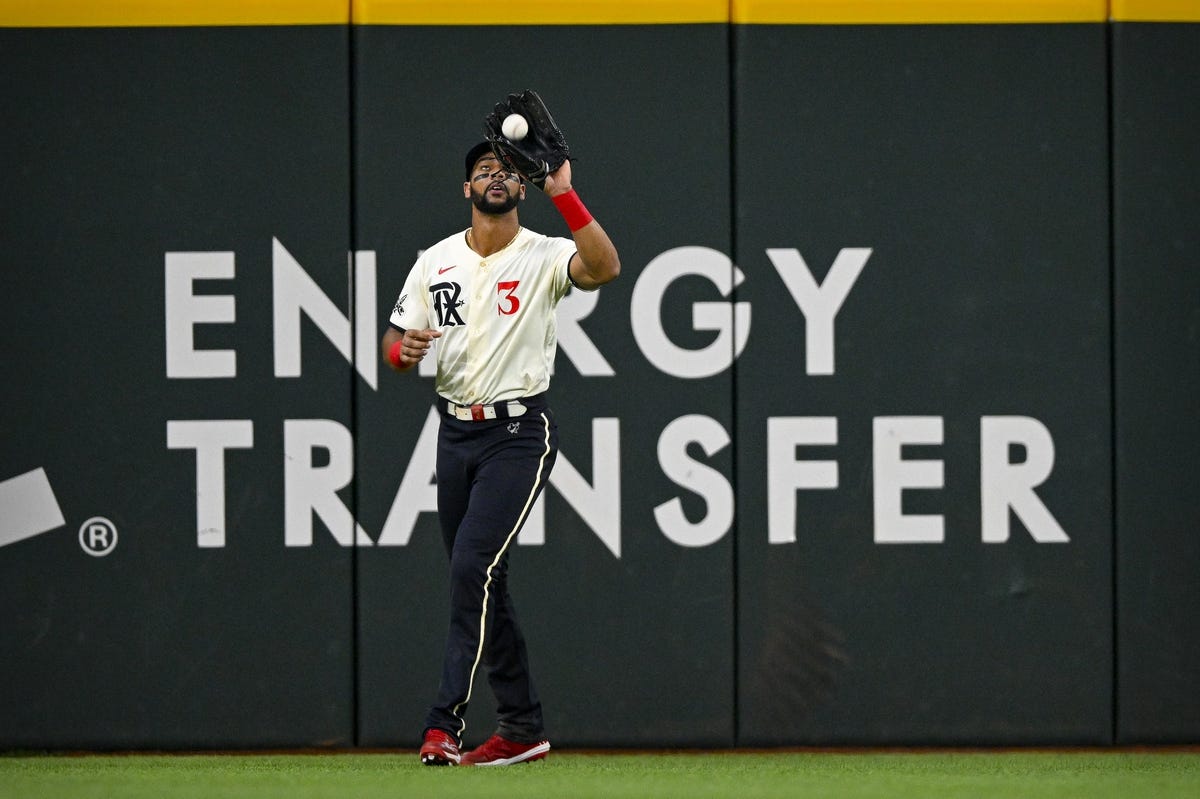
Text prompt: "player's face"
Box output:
[[465, 156, 524, 215]]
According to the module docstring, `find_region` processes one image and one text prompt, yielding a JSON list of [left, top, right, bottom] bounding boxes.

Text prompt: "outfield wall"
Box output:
[[1, 0, 1196, 748], [1111, 11, 1200, 744]]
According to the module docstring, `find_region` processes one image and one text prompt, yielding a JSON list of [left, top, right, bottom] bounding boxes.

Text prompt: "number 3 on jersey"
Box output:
[[497, 281, 521, 316]]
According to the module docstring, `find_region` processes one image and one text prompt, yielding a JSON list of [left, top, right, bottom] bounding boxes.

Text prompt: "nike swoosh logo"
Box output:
[[438, 265, 458, 275]]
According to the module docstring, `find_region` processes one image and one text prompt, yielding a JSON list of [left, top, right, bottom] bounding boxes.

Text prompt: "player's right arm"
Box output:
[[382, 325, 441, 372], [382, 256, 441, 373]]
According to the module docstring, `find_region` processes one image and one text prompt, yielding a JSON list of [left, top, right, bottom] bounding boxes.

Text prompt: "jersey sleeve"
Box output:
[[389, 256, 431, 331], [548, 236, 580, 300]]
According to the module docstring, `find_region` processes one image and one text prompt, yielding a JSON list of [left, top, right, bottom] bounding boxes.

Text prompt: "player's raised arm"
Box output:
[[543, 160, 620, 290], [483, 89, 619, 290]]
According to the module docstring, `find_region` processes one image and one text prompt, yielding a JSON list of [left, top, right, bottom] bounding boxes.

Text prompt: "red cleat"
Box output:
[[419, 728, 461, 766], [460, 734, 550, 766]]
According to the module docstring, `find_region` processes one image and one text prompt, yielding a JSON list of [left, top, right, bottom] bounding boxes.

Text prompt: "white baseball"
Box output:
[[502, 113, 529, 141]]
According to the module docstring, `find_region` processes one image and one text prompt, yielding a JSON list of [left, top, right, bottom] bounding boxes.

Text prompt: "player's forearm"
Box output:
[[548, 181, 619, 288], [382, 329, 412, 372], [570, 220, 620, 289], [382, 327, 435, 372]]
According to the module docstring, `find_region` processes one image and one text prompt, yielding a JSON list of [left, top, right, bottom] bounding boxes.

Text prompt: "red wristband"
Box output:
[[388, 339, 405, 368], [551, 189, 593, 232]]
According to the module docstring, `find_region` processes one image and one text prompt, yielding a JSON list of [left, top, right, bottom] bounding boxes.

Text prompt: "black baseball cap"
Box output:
[[464, 141, 496, 178]]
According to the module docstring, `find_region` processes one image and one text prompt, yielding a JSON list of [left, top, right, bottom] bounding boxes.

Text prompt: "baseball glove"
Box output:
[[483, 89, 571, 191]]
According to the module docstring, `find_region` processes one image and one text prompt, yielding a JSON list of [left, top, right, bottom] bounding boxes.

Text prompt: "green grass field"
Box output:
[[2, 750, 1197, 799]]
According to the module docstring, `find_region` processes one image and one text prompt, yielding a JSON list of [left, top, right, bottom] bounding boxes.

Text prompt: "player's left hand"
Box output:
[[541, 158, 573, 197], [483, 89, 571, 191]]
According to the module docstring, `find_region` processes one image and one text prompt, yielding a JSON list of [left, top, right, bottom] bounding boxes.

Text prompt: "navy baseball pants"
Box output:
[[424, 394, 558, 745]]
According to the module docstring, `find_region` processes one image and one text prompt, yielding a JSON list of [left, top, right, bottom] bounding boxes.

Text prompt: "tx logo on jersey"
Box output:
[[430, 281, 465, 326]]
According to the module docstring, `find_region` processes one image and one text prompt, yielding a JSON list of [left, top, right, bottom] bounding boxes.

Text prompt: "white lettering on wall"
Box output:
[[873, 416, 945, 543], [554, 286, 614, 376], [164, 252, 236, 378], [376, 407, 441, 546], [765, 247, 871, 376], [160, 240, 1072, 553], [166, 419, 253, 547], [283, 419, 370, 547], [981, 416, 1069, 543], [655, 414, 733, 547], [767, 417, 839, 544], [273, 238, 352, 381], [353, 249, 379, 390], [521, 418, 621, 557], [629, 246, 750, 379], [166, 241, 378, 386], [166, 413, 1069, 551]]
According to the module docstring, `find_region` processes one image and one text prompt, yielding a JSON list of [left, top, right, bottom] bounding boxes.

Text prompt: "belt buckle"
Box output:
[[470, 404, 485, 421]]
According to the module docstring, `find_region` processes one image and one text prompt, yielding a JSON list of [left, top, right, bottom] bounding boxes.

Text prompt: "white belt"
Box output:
[[445, 400, 528, 422]]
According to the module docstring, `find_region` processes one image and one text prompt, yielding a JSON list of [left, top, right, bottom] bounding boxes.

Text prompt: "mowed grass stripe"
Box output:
[[2, 751, 1198, 799]]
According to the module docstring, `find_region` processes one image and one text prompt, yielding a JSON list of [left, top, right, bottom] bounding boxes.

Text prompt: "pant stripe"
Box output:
[[450, 412, 552, 739]]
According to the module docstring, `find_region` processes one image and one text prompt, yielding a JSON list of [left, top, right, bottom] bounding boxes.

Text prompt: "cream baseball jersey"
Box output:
[[389, 226, 579, 406]]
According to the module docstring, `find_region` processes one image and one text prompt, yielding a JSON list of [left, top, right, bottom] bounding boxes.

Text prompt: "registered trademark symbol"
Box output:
[[78, 516, 118, 557]]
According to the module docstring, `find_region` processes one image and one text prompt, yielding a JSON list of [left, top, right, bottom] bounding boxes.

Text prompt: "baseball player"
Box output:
[[382, 91, 619, 767]]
